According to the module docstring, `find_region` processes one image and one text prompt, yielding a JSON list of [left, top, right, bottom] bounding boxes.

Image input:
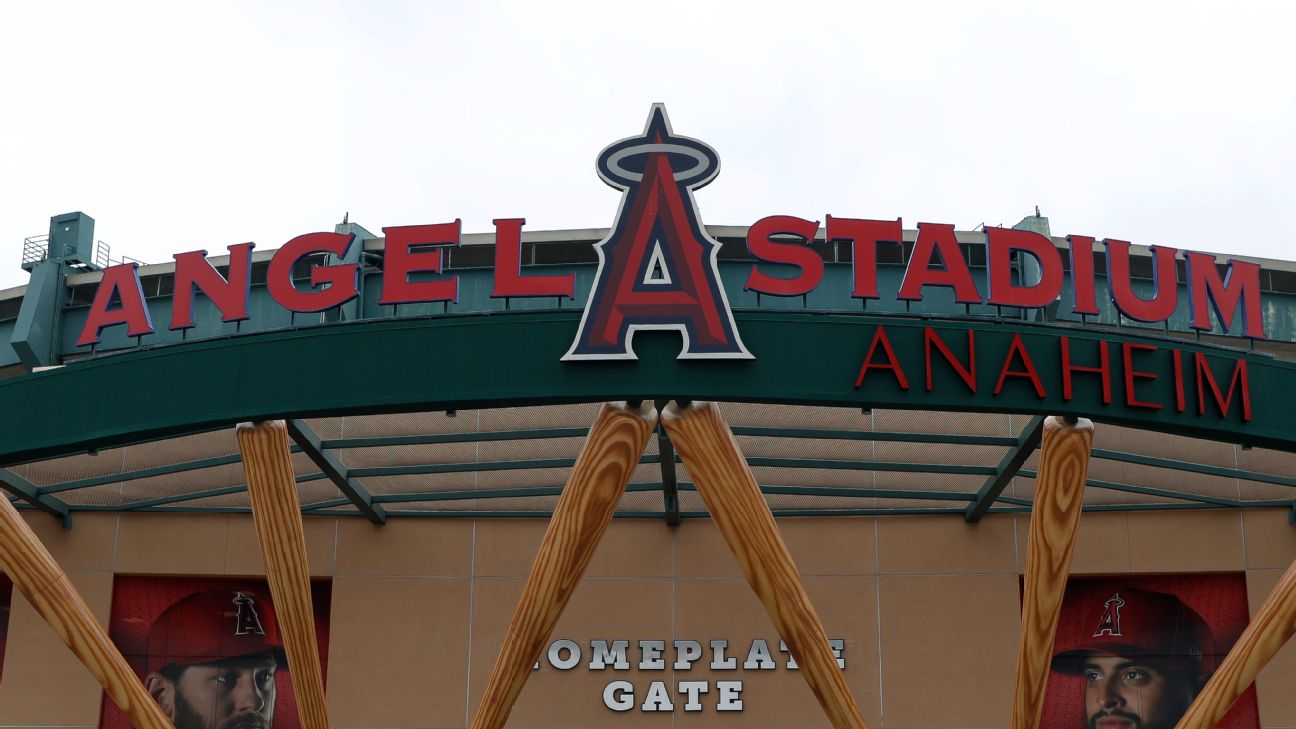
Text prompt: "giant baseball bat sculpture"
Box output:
[[662, 401, 870, 729], [1174, 552, 1296, 729], [1011, 416, 1094, 729], [0, 496, 176, 729], [237, 421, 329, 729], [470, 401, 658, 729]]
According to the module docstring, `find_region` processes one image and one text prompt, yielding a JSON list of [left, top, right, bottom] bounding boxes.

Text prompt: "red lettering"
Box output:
[[1068, 235, 1100, 316], [490, 218, 574, 299], [1121, 342, 1162, 410], [924, 328, 976, 393], [170, 243, 254, 330], [1172, 349, 1186, 412], [744, 215, 824, 296], [380, 221, 460, 305], [76, 263, 155, 346], [1184, 251, 1267, 339], [826, 216, 903, 300], [993, 333, 1045, 398], [855, 326, 909, 390], [266, 232, 360, 313], [1104, 240, 1178, 323], [898, 223, 982, 303], [984, 227, 1063, 308], [1059, 337, 1112, 404], [1195, 354, 1252, 422]]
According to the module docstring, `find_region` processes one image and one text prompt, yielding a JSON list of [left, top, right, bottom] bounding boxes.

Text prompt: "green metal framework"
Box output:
[[1, 310, 1293, 527]]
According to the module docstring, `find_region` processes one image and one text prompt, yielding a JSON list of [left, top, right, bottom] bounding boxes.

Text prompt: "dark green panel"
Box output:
[[1, 310, 1292, 467]]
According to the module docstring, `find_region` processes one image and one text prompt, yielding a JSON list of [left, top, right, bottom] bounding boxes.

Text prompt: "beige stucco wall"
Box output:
[[1, 508, 1293, 728]]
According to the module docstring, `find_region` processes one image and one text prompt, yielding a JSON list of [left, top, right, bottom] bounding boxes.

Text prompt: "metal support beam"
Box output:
[[0, 467, 71, 527], [286, 420, 387, 524], [40, 445, 304, 495], [1092, 448, 1296, 489], [965, 416, 1045, 522], [655, 400, 680, 526], [1018, 470, 1239, 508]]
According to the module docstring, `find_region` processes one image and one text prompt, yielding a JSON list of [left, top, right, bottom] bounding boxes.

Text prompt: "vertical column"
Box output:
[[1011, 416, 1094, 729], [237, 420, 329, 729]]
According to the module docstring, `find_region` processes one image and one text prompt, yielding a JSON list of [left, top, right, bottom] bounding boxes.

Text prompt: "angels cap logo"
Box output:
[[564, 104, 752, 361], [232, 591, 267, 637], [1093, 592, 1125, 637]]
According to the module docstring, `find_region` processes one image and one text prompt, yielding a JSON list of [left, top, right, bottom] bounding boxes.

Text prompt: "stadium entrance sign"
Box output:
[[76, 105, 1267, 357]]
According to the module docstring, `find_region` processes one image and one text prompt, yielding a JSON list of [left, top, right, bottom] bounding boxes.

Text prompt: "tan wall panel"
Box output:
[[115, 513, 229, 574], [675, 520, 744, 578], [226, 515, 337, 576], [474, 518, 673, 578], [1242, 508, 1296, 570], [0, 571, 113, 727], [778, 517, 877, 576], [469, 577, 674, 728], [677, 517, 877, 579], [116, 513, 339, 576], [19, 513, 117, 572], [878, 573, 1019, 728], [471, 520, 546, 577], [1127, 510, 1245, 572], [334, 517, 470, 576], [878, 514, 1016, 574], [1015, 511, 1133, 574], [326, 575, 471, 728], [1247, 568, 1296, 728]]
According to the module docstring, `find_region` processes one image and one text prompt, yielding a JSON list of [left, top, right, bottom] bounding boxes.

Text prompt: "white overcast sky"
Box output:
[[1, 1, 1293, 291]]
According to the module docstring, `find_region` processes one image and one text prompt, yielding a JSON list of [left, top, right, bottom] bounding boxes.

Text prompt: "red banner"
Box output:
[[100, 577, 330, 729], [0, 574, 11, 682], [1043, 573, 1258, 728]]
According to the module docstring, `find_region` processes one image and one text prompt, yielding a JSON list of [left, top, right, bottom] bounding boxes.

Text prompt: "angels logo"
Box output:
[[232, 591, 267, 636], [564, 105, 751, 360], [1093, 592, 1125, 637]]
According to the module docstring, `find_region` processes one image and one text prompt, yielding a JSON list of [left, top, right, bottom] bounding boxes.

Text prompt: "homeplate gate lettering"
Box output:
[[529, 636, 848, 713]]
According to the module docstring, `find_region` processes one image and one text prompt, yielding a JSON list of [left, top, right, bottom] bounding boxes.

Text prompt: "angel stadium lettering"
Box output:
[[72, 102, 1269, 409], [73, 218, 1267, 349], [531, 637, 847, 713]]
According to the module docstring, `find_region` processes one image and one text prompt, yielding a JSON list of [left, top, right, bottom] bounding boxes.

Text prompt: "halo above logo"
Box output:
[[564, 105, 751, 362]]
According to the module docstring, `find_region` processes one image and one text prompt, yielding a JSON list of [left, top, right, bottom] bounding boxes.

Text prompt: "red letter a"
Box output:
[[77, 263, 154, 346], [856, 326, 909, 390]]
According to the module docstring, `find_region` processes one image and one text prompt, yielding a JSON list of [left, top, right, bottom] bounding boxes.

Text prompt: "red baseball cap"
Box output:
[[1052, 588, 1216, 674], [147, 590, 284, 675]]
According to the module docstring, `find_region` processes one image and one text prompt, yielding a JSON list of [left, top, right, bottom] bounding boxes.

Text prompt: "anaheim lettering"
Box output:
[[854, 326, 1252, 422]]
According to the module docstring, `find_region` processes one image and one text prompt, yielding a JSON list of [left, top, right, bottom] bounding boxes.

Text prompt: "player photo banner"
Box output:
[[1043, 574, 1259, 729], [100, 577, 331, 729]]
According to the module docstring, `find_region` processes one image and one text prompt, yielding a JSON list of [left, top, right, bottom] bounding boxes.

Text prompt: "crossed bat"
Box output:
[[0, 404, 1293, 729]]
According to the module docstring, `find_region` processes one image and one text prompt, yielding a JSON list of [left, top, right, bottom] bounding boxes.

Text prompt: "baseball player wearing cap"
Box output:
[[143, 590, 285, 729], [1052, 588, 1216, 729]]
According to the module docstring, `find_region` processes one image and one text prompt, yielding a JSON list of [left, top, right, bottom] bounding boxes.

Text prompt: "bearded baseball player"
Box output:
[[143, 590, 284, 729], [1052, 588, 1217, 729]]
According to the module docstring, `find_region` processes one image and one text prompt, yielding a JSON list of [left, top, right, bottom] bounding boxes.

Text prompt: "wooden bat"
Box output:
[[1010, 416, 1094, 729], [1174, 552, 1296, 729], [470, 401, 658, 729], [661, 401, 869, 729], [0, 495, 176, 729], [237, 420, 329, 729]]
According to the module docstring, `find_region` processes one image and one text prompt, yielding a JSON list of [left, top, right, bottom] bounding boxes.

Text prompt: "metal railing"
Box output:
[[21, 235, 48, 267], [19, 237, 142, 271]]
